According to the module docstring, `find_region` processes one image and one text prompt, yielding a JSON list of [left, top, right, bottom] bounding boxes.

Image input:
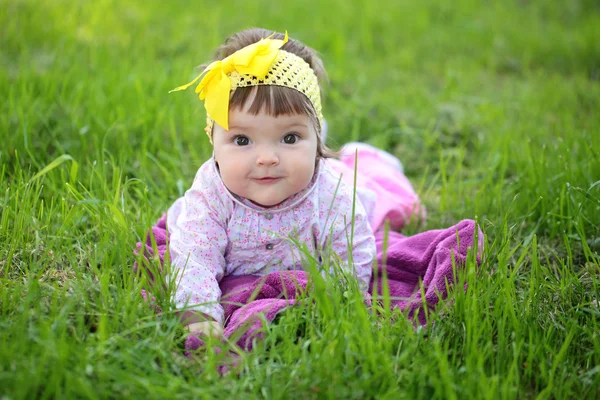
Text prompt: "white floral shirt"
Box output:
[[167, 158, 376, 324]]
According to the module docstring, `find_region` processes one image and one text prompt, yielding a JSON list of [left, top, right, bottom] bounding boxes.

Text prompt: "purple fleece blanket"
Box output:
[[135, 216, 483, 351]]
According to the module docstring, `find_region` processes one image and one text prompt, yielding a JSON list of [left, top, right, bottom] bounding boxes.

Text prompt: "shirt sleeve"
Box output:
[[325, 203, 376, 293], [168, 165, 229, 325]]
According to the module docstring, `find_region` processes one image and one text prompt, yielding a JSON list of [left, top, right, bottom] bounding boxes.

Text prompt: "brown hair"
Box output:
[[208, 28, 337, 158]]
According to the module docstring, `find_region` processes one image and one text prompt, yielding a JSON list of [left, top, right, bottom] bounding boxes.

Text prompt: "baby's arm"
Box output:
[[168, 169, 230, 334]]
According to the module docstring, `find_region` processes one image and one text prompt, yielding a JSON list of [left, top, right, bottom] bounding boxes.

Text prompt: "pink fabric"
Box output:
[[164, 143, 421, 324], [135, 217, 483, 354], [335, 142, 425, 231]]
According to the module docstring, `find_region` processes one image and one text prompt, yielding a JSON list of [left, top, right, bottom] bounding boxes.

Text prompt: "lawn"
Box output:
[[1, 0, 599, 398]]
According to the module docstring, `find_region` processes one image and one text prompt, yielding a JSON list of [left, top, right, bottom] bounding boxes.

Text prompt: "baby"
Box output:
[[168, 28, 420, 338]]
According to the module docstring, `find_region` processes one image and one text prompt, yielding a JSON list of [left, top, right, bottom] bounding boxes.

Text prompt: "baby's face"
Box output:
[[212, 104, 318, 208]]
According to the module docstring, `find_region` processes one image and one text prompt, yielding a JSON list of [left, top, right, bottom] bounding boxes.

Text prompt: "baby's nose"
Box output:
[[256, 146, 279, 166]]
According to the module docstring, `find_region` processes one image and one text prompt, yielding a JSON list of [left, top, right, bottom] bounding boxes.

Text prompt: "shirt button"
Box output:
[[265, 243, 274, 250], [264, 212, 273, 220]]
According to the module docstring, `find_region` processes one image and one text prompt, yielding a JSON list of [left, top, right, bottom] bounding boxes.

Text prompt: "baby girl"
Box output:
[[168, 28, 421, 338]]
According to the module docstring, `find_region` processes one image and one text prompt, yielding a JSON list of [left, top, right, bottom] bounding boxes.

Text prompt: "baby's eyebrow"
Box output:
[[227, 122, 308, 131], [227, 124, 251, 131], [280, 122, 308, 129]]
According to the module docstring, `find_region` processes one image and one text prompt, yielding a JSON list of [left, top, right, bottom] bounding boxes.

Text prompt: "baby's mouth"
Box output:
[[253, 177, 281, 184]]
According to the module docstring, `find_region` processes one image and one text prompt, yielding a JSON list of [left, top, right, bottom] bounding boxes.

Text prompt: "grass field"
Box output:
[[1, 0, 599, 398]]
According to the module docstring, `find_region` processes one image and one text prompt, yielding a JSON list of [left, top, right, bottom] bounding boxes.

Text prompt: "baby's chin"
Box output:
[[247, 190, 298, 208], [248, 197, 287, 208]]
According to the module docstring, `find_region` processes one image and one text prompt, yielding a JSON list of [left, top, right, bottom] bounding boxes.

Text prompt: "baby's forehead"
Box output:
[[228, 108, 311, 130], [229, 84, 319, 125]]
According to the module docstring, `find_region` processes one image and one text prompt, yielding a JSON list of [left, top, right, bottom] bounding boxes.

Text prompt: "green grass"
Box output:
[[1, 0, 599, 398]]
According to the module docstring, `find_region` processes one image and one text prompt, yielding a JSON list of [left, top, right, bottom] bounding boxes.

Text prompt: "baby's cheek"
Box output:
[[219, 164, 246, 192], [294, 158, 315, 186]]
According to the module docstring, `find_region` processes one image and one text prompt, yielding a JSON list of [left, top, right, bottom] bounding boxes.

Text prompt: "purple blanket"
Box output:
[[135, 216, 483, 351]]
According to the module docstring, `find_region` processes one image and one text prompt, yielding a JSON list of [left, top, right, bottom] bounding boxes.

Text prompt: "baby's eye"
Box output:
[[234, 135, 250, 146], [282, 134, 299, 144]]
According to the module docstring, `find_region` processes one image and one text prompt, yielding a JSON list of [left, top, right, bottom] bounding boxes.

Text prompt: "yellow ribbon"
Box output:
[[170, 32, 289, 130]]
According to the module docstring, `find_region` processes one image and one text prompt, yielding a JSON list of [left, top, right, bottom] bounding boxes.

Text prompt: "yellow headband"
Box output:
[[170, 32, 323, 138]]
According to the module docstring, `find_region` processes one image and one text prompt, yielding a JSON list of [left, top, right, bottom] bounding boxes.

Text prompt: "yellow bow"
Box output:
[[170, 32, 289, 130]]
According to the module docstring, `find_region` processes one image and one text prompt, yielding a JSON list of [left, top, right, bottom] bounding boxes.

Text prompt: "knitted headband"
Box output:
[[170, 32, 323, 142]]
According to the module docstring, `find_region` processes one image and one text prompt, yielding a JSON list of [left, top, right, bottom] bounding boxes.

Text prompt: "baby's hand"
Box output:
[[185, 321, 224, 358], [186, 321, 223, 339]]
